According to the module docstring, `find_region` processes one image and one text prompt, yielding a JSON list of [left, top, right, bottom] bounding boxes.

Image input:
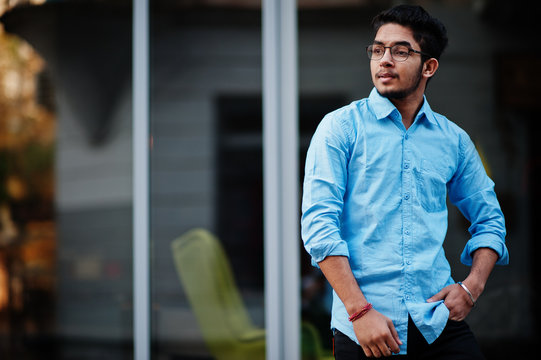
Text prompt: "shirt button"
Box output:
[[404, 163, 410, 169], [405, 295, 410, 300], [404, 194, 410, 200], [405, 229, 410, 235], [406, 260, 412, 265]]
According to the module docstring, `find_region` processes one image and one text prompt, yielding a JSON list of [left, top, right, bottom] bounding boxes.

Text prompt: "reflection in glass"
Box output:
[[149, 2, 265, 359], [0, 1, 133, 358], [0, 22, 56, 357]]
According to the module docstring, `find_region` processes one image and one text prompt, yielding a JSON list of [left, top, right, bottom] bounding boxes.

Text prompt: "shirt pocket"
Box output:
[[416, 159, 447, 213]]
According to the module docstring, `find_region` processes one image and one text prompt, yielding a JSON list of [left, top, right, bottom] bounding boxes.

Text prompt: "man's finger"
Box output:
[[387, 321, 402, 351], [378, 341, 392, 357], [388, 319, 402, 345], [361, 345, 373, 358], [427, 291, 443, 302], [427, 287, 449, 303], [371, 345, 382, 358], [381, 335, 400, 355]]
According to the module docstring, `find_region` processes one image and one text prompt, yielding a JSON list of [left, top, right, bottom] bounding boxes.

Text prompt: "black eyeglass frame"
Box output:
[[366, 44, 431, 62]]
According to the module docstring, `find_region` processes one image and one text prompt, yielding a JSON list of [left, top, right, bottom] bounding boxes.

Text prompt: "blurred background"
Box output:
[[0, 0, 538, 359]]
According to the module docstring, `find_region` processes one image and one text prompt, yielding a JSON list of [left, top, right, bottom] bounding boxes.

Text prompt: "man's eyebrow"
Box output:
[[372, 40, 413, 47], [394, 40, 413, 47]]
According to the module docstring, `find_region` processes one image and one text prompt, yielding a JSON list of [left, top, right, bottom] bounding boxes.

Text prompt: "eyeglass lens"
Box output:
[[367, 45, 411, 61]]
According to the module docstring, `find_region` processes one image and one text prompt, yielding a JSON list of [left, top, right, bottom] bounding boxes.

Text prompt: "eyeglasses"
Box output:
[[366, 44, 429, 62]]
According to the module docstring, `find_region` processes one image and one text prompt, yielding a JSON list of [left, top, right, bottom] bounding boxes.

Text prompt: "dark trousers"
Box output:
[[333, 316, 485, 359]]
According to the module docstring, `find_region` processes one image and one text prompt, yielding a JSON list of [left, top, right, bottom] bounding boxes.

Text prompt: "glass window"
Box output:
[[149, 1, 264, 358], [0, 1, 133, 358]]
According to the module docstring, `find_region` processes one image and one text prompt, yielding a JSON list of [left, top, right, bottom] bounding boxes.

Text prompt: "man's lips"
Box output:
[[376, 72, 397, 84], [377, 72, 397, 79]]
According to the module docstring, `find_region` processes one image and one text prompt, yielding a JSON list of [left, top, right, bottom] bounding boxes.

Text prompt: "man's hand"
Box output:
[[353, 308, 402, 358], [427, 283, 474, 321], [318, 256, 402, 357], [427, 248, 499, 321]]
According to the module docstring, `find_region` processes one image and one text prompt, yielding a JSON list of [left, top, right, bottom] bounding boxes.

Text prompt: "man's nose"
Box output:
[[379, 48, 394, 66]]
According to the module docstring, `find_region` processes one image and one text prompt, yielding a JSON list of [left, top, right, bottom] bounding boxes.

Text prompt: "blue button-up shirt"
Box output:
[[301, 88, 509, 354]]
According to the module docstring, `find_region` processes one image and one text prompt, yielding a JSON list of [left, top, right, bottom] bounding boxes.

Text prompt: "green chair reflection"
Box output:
[[171, 228, 333, 360], [171, 228, 265, 360]]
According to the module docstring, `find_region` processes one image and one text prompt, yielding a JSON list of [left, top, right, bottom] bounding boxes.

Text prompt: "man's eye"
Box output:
[[393, 48, 409, 56]]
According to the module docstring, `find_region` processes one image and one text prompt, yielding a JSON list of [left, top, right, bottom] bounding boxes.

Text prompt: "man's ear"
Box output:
[[423, 58, 439, 79]]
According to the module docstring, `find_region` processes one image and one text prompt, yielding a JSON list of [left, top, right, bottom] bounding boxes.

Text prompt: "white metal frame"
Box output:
[[133, 0, 150, 359], [263, 0, 300, 359], [133, 1, 300, 359]]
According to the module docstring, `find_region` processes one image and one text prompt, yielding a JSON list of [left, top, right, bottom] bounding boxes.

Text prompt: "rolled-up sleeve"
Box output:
[[448, 132, 509, 266], [301, 114, 352, 266]]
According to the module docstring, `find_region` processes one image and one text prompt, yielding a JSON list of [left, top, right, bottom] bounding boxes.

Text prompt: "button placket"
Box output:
[[402, 133, 414, 301]]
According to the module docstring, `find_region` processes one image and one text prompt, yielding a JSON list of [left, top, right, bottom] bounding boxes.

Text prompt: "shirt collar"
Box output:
[[368, 87, 438, 126]]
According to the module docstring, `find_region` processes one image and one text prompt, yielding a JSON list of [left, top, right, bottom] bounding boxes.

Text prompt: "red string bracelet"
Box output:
[[348, 303, 373, 322]]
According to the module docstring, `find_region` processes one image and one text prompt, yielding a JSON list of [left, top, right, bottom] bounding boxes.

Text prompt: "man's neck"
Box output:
[[389, 94, 424, 130]]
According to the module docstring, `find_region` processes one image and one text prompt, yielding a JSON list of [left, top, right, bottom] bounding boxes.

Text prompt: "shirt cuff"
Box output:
[[460, 233, 509, 266], [310, 240, 350, 268]]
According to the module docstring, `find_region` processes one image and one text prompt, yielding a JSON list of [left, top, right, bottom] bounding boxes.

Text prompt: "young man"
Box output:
[[301, 5, 508, 359]]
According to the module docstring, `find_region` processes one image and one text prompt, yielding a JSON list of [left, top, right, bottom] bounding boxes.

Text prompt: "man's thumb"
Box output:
[[427, 289, 446, 303]]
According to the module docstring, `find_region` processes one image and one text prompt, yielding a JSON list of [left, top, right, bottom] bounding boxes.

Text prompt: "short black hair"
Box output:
[[371, 5, 448, 62]]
